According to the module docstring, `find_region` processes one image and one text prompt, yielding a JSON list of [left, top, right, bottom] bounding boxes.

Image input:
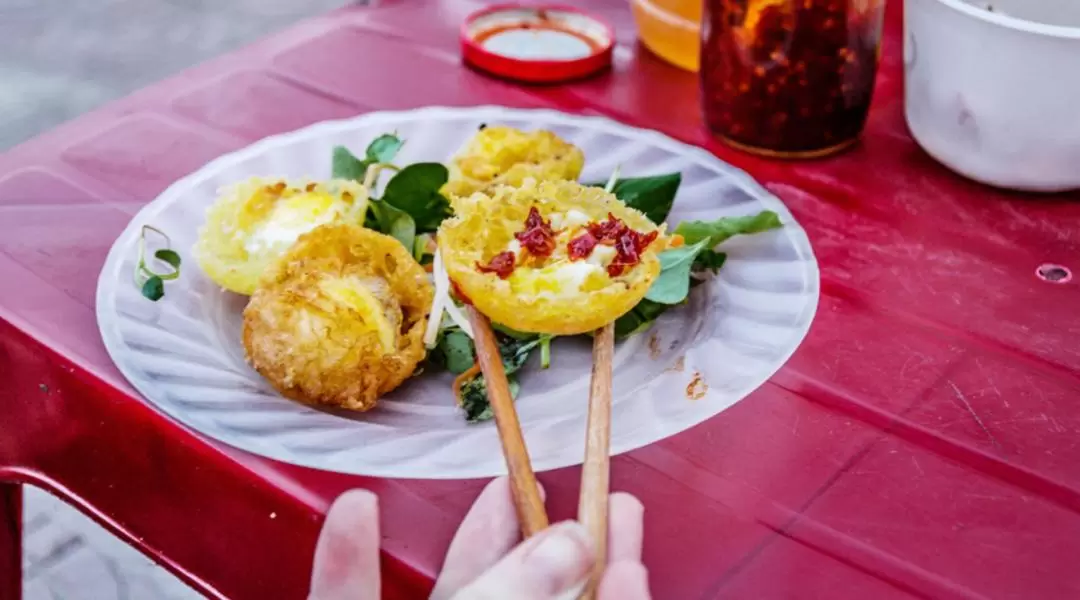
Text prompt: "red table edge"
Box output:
[[0, 481, 19, 600], [0, 313, 433, 600]]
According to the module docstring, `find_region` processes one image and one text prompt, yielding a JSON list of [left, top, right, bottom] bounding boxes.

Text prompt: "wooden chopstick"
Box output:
[[577, 322, 615, 600], [467, 306, 550, 537]]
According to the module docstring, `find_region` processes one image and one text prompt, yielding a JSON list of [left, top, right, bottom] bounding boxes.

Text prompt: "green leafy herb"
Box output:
[[141, 276, 165, 301], [539, 335, 553, 369], [644, 240, 709, 305], [331, 146, 369, 181], [333, 135, 451, 246], [431, 327, 542, 378], [614, 298, 671, 340], [366, 134, 404, 164], [153, 249, 182, 276], [413, 233, 436, 265], [616, 211, 782, 336], [459, 330, 538, 424], [460, 376, 521, 424], [332, 134, 404, 182], [369, 200, 416, 251], [134, 225, 181, 302], [431, 328, 542, 423], [674, 211, 782, 248], [592, 173, 682, 225], [441, 330, 476, 375], [499, 336, 542, 375], [382, 163, 452, 232], [674, 211, 781, 272], [694, 249, 728, 272], [460, 377, 493, 423]]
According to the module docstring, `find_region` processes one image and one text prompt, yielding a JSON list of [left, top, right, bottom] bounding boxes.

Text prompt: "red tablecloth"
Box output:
[[2, 1, 1079, 598]]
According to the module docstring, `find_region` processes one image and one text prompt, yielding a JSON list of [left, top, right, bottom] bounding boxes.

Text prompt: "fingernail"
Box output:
[[522, 522, 593, 593]]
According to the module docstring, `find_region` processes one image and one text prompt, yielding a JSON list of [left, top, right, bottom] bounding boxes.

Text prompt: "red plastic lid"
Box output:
[[461, 5, 615, 84]]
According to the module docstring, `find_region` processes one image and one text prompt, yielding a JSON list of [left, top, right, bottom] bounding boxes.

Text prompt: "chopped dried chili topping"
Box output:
[[476, 251, 516, 279], [587, 213, 630, 244], [567, 231, 599, 261], [514, 207, 556, 257], [607, 229, 659, 277], [574, 213, 660, 275]]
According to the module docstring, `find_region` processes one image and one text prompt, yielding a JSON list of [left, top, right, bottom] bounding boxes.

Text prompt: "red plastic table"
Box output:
[[2, 1, 1079, 598]]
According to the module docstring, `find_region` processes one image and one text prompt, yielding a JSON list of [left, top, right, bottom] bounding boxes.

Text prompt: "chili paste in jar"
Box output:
[[701, 0, 885, 156]]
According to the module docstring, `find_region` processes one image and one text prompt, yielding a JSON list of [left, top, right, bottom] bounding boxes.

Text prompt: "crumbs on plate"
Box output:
[[685, 371, 708, 400]]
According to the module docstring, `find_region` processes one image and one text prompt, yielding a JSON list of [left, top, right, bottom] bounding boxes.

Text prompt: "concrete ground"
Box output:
[[2, 1, 350, 597], [0, 0, 350, 150]]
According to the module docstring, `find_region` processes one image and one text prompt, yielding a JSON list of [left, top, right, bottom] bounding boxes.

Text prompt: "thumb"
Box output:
[[450, 521, 594, 600], [309, 490, 381, 600]]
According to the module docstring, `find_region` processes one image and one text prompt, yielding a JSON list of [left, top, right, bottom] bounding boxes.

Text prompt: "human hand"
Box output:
[[309, 478, 650, 600], [430, 478, 649, 599]]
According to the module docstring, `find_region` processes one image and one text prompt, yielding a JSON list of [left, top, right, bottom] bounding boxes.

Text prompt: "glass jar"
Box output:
[[630, 0, 702, 71], [701, 0, 886, 158]]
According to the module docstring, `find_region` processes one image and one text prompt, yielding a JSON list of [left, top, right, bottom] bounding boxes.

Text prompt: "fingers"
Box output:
[[598, 561, 651, 600], [431, 477, 527, 599], [607, 492, 644, 564], [309, 489, 381, 600], [450, 521, 595, 600]]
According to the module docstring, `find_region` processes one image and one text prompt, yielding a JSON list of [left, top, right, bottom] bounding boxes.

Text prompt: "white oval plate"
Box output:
[[96, 106, 819, 479]]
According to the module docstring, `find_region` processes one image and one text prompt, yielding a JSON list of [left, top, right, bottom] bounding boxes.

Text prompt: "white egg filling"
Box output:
[[243, 198, 340, 255], [586, 244, 617, 267]]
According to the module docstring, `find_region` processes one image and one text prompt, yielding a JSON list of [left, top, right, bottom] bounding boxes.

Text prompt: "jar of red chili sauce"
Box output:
[[701, 0, 886, 158]]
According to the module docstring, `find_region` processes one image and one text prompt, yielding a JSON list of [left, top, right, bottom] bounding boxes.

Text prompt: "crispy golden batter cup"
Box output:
[[243, 224, 433, 411], [195, 178, 369, 295], [441, 126, 585, 204], [439, 179, 666, 336]]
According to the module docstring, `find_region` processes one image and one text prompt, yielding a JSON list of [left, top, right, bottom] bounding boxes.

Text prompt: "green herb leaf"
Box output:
[[366, 134, 404, 164], [644, 240, 710, 304], [539, 335, 553, 369], [413, 233, 435, 264], [134, 226, 180, 300], [616, 211, 782, 337], [694, 249, 728, 272], [369, 201, 416, 250], [441, 330, 476, 375], [591, 173, 682, 224], [459, 377, 492, 423], [154, 249, 181, 269], [461, 376, 521, 424], [614, 299, 670, 340], [153, 249, 182, 280], [332, 146, 369, 181], [433, 328, 541, 380], [674, 211, 782, 248], [141, 275, 165, 302], [500, 336, 542, 375], [675, 211, 780, 272], [363, 209, 380, 230], [382, 163, 452, 232], [332, 134, 403, 183]]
